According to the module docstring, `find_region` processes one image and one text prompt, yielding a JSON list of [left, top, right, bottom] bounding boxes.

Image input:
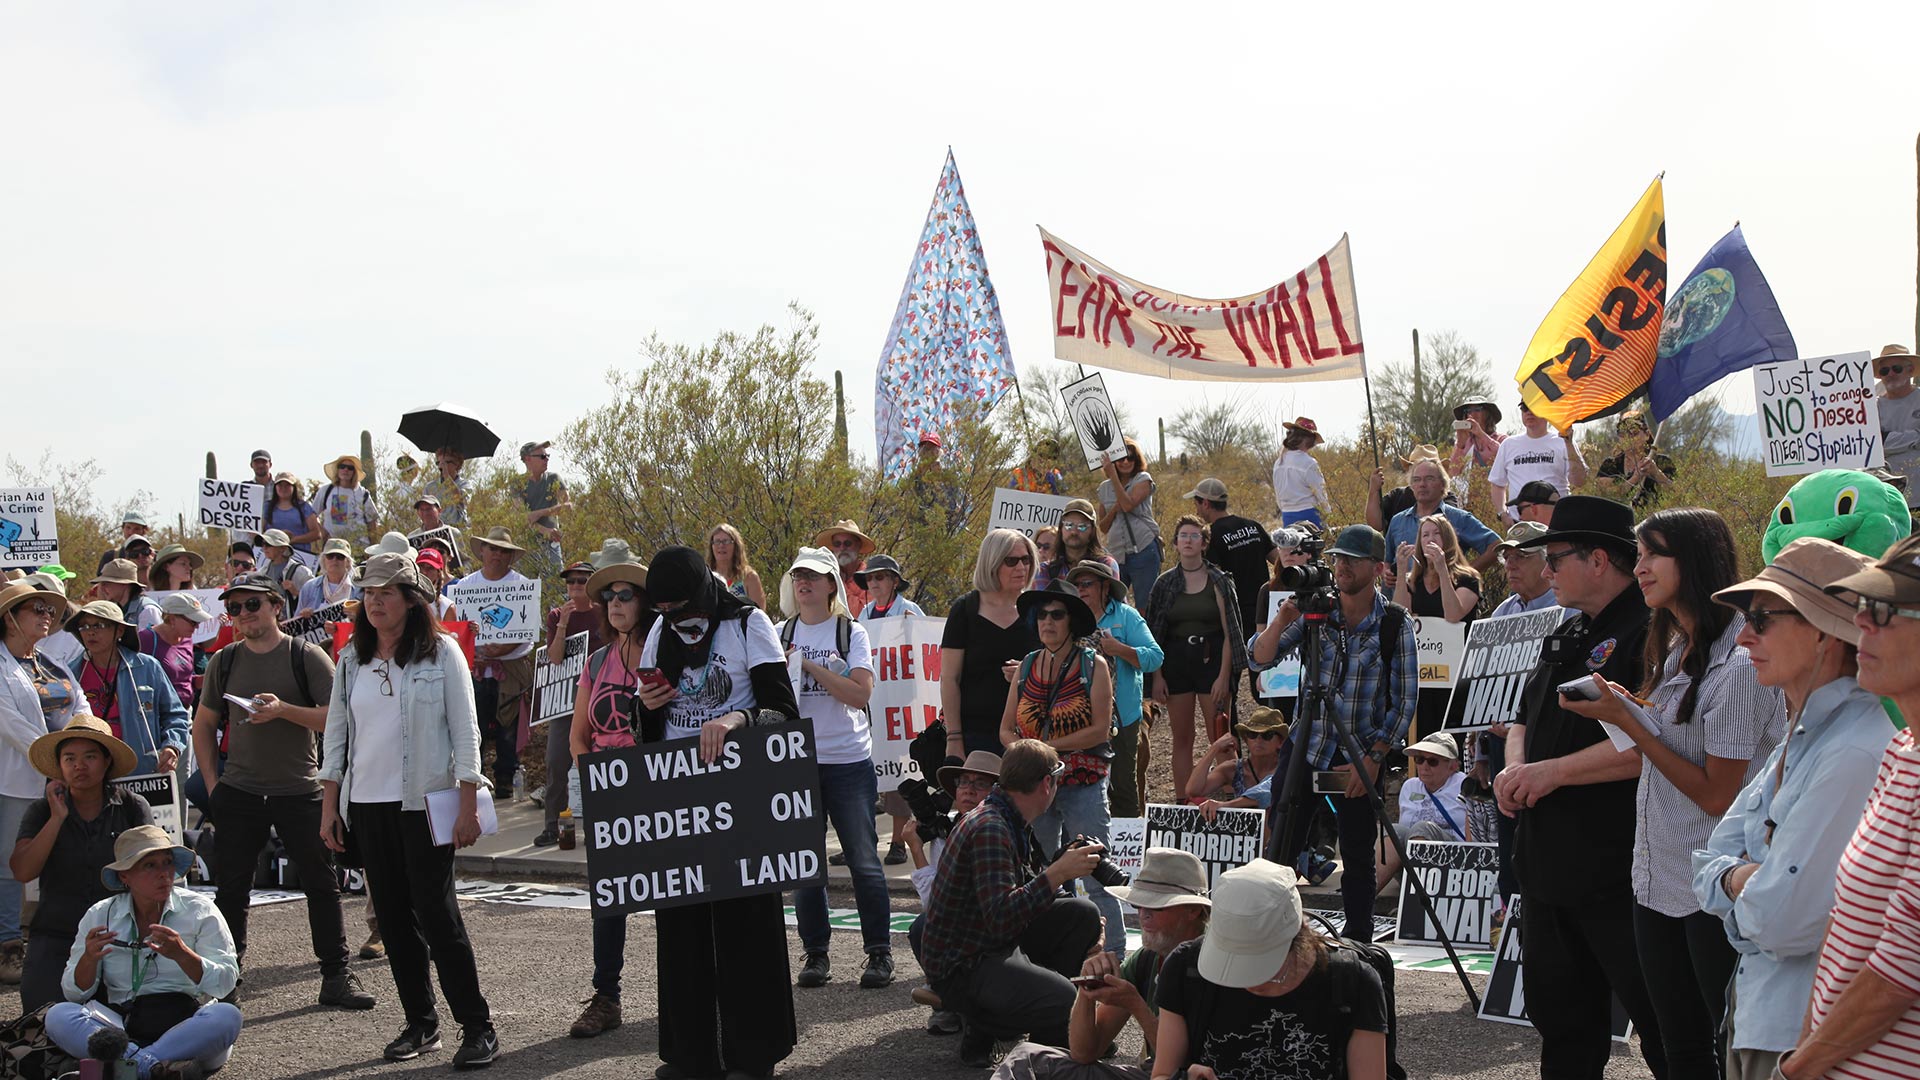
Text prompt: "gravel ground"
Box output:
[[197, 891, 1655, 1080]]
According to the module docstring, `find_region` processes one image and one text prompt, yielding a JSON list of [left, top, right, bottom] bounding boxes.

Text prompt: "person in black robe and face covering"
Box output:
[[631, 547, 800, 1080]]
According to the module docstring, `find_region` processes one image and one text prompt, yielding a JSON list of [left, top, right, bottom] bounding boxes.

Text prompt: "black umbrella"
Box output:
[[399, 402, 501, 460]]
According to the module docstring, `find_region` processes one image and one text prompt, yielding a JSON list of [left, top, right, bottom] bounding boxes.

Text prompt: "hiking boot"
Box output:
[[319, 969, 376, 1009], [0, 940, 22, 985], [859, 951, 895, 989], [147, 1062, 205, 1080], [957, 1023, 996, 1068], [359, 925, 386, 960], [569, 993, 622, 1038], [384, 1022, 442, 1061], [532, 829, 560, 848], [926, 1009, 961, 1035], [452, 1026, 498, 1069], [884, 842, 908, 865], [795, 952, 831, 987], [827, 851, 847, 866]]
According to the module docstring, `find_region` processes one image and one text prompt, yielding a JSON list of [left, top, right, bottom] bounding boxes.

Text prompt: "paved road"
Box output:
[[200, 889, 1655, 1080]]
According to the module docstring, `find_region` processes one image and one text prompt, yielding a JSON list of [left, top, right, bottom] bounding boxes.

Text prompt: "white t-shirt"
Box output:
[[639, 609, 786, 741], [1270, 450, 1328, 513], [455, 568, 532, 660], [1487, 432, 1570, 499], [778, 616, 875, 766], [1398, 770, 1467, 837], [348, 661, 406, 804]]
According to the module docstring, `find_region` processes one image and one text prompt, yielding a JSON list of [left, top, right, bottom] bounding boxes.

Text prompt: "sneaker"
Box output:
[[359, 926, 386, 961], [0, 941, 22, 985], [926, 1009, 961, 1036], [795, 952, 831, 988], [827, 851, 847, 866], [884, 842, 908, 865], [319, 969, 377, 1010], [452, 1026, 499, 1069], [558, 826, 576, 851], [532, 829, 560, 848], [147, 1062, 205, 1080], [957, 1023, 996, 1068], [859, 952, 895, 989], [384, 1022, 443, 1061], [569, 993, 622, 1038]]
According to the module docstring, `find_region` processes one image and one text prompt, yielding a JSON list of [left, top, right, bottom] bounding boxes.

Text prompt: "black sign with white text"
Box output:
[[1440, 607, 1565, 731], [1145, 803, 1264, 888], [1395, 840, 1500, 949], [579, 719, 826, 917]]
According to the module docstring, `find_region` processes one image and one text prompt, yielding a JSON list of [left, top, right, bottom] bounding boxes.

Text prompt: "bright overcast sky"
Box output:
[[5, 2, 1917, 522]]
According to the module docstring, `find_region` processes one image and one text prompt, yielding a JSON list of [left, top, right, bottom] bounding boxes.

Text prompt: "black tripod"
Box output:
[[1263, 595, 1481, 1010]]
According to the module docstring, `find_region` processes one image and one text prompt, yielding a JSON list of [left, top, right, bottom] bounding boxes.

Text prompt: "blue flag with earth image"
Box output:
[[1649, 225, 1797, 420]]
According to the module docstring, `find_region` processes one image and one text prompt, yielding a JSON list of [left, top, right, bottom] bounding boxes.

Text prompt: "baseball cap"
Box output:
[[1326, 524, 1386, 562], [415, 547, 446, 572], [1196, 860, 1303, 989], [1408, 731, 1460, 761], [1506, 480, 1561, 508], [1494, 521, 1551, 553], [156, 592, 211, 625], [120, 536, 154, 554], [249, 449, 272, 463], [1182, 478, 1229, 502], [259, 529, 293, 549], [414, 494, 441, 508], [35, 564, 75, 582], [120, 511, 149, 528], [520, 440, 552, 458], [918, 432, 944, 449], [219, 573, 281, 601]]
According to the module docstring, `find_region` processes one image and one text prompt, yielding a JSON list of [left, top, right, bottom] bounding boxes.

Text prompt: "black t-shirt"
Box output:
[[1514, 585, 1650, 906], [1597, 453, 1678, 507], [1409, 571, 1482, 627], [1206, 515, 1276, 633], [941, 592, 1040, 743], [18, 788, 154, 938], [1379, 486, 1456, 524], [1156, 939, 1385, 1080]]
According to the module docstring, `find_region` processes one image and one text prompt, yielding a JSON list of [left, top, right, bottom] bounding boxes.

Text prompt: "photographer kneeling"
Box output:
[[920, 739, 1107, 1069]]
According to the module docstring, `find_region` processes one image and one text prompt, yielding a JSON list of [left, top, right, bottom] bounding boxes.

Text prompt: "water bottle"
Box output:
[[512, 765, 527, 802]]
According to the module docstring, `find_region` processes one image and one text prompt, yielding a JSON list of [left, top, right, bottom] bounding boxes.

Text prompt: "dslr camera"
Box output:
[[1065, 834, 1130, 888]]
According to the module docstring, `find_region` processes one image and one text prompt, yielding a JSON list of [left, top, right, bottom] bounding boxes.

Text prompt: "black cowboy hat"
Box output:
[[1513, 494, 1636, 551], [1016, 582, 1097, 638]]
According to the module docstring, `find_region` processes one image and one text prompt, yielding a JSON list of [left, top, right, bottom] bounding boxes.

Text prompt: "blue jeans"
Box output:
[[1118, 541, 1162, 613], [793, 760, 892, 955], [0, 795, 31, 943], [592, 912, 631, 998], [1282, 508, 1323, 527], [1031, 779, 1127, 956], [48, 1000, 242, 1079]]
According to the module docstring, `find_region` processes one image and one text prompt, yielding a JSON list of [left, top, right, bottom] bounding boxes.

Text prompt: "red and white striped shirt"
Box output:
[[1807, 728, 1920, 1078]]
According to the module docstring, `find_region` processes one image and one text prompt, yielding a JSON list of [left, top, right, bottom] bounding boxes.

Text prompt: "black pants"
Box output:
[[472, 677, 518, 791], [352, 801, 491, 1032], [209, 784, 347, 974], [655, 893, 796, 1076], [1481, 735, 1517, 901], [1522, 895, 1668, 1080], [542, 715, 571, 832], [934, 896, 1101, 1047], [1270, 752, 1378, 940], [1633, 904, 1735, 1080]]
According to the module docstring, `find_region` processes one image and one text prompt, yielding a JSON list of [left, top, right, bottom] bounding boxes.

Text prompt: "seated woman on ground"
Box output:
[[1372, 732, 1470, 895], [1184, 707, 1286, 805]]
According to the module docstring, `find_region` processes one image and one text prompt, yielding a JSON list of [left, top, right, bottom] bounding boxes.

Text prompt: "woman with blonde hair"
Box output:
[[940, 529, 1041, 758], [706, 523, 766, 609], [1394, 513, 1482, 738]]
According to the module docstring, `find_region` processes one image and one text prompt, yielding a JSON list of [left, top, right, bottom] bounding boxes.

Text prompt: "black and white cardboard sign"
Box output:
[[407, 526, 466, 571], [986, 487, 1073, 537], [1479, 895, 1633, 1041], [1060, 370, 1128, 471], [117, 771, 184, 846], [198, 479, 265, 533], [1395, 840, 1500, 949], [1145, 802, 1264, 888], [279, 602, 350, 648], [579, 719, 826, 917], [1440, 607, 1565, 731], [534, 632, 589, 728], [0, 489, 58, 570]]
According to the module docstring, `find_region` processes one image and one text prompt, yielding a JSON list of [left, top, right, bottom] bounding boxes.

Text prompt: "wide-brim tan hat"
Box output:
[[1398, 444, 1442, 468], [0, 582, 64, 621], [1233, 706, 1288, 739], [65, 600, 139, 652], [1717, 537, 1874, 644], [259, 529, 293, 549], [353, 552, 429, 596], [936, 750, 1002, 796], [150, 544, 205, 573], [90, 559, 141, 587], [812, 520, 876, 555], [470, 527, 524, 556], [31, 715, 137, 782], [586, 561, 649, 597], [1107, 847, 1211, 911], [101, 824, 193, 891], [328, 454, 364, 476]]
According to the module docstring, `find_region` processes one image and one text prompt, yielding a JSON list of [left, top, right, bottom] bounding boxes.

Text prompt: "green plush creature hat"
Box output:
[[1762, 469, 1912, 564]]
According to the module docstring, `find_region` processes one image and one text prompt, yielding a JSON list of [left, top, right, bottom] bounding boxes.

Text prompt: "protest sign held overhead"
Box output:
[[1441, 607, 1565, 731], [859, 613, 944, 785], [873, 151, 1016, 480], [986, 487, 1072, 538], [1058, 370, 1128, 470], [1395, 840, 1500, 949], [1515, 176, 1667, 428], [1039, 229, 1365, 382], [199, 478, 265, 533], [1145, 803, 1263, 887], [1413, 616, 1468, 689], [448, 578, 540, 645], [1648, 224, 1798, 420], [579, 720, 826, 918], [0, 489, 57, 570], [279, 602, 350, 649], [534, 632, 589, 729], [1754, 351, 1883, 476]]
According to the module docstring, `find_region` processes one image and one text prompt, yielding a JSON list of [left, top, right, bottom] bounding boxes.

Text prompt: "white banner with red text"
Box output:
[[861, 613, 946, 788]]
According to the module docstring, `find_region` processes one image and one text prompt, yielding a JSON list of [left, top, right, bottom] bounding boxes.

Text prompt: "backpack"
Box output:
[[1375, 602, 1408, 725], [778, 613, 853, 663], [215, 637, 322, 710], [1175, 938, 1404, 1080]]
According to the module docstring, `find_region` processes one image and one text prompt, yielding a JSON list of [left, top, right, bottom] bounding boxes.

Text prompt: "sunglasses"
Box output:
[[1877, 364, 1911, 377], [73, 622, 115, 634], [1409, 754, 1446, 767], [1542, 548, 1585, 571], [563, 575, 591, 586], [323, 554, 348, 562], [1856, 595, 1920, 627], [1244, 730, 1281, 741], [20, 601, 58, 618], [1002, 554, 1034, 568], [228, 560, 255, 571], [225, 597, 270, 615], [790, 568, 828, 583], [599, 587, 640, 604], [528, 453, 550, 460], [1059, 522, 1091, 533], [1036, 607, 1070, 622], [1744, 607, 1801, 635]]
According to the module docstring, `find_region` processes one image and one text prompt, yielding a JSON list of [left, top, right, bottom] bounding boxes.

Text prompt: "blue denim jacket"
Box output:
[[102, 647, 191, 776], [1690, 677, 1892, 1052], [319, 635, 487, 827], [1096, 599, 1162, 727]]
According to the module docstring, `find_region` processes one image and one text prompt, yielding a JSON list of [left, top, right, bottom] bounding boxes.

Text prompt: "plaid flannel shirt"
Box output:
[[918, 790, 1055, 985], [1248, 589, 1417, 769]]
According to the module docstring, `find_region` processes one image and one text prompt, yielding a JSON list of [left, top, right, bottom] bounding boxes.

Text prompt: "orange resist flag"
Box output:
[[1514, 177, 1668, 427]]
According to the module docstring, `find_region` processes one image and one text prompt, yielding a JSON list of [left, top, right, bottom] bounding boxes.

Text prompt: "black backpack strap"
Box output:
[[1378, 602, 1408, 721], [287, 639, 318, 708], [836, 614, 851, 659], [779, 617, 797, 651]]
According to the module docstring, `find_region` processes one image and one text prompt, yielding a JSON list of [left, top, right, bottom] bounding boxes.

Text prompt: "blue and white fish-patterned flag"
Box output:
[[1649, 224, 1797, 421], [874, 150, 1016, 479]]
